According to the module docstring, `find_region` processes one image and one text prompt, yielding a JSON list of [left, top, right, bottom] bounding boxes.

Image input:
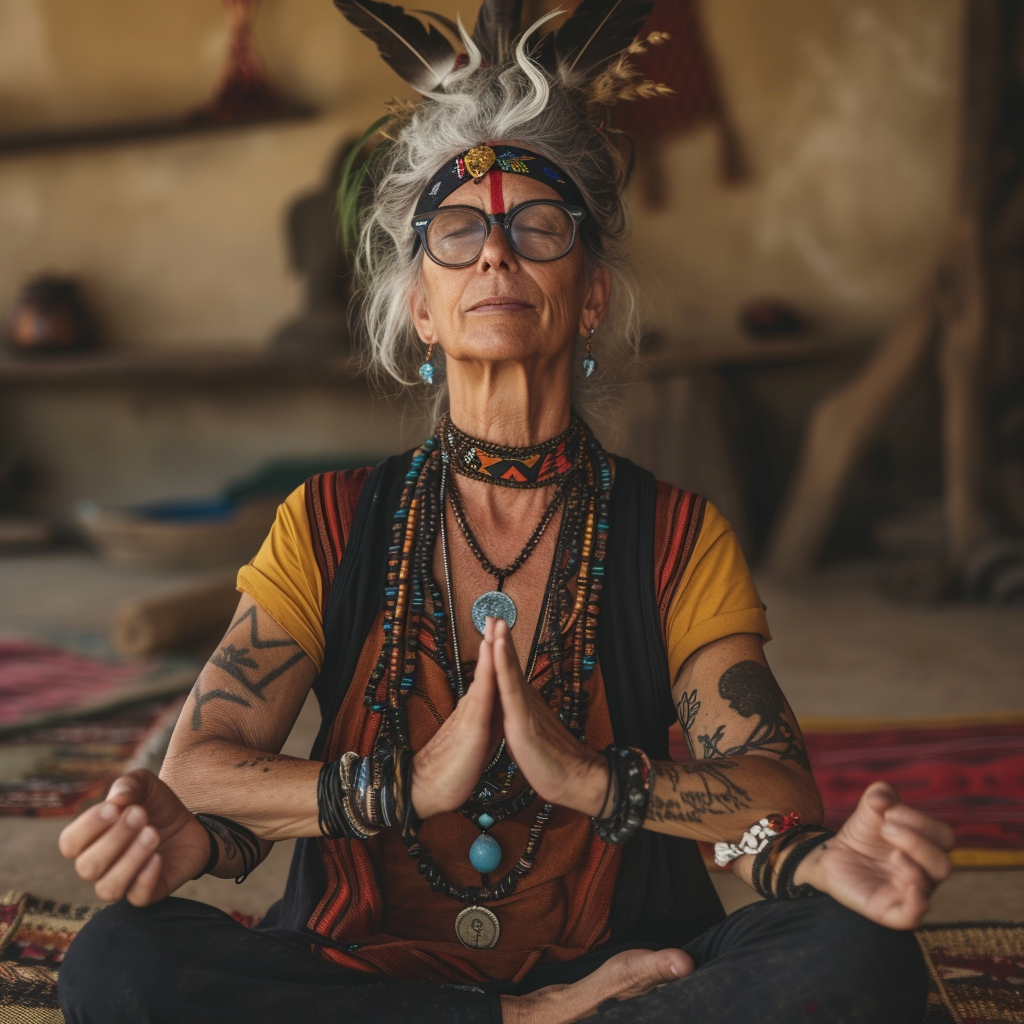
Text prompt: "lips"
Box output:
[[467, 297, 533, 311]]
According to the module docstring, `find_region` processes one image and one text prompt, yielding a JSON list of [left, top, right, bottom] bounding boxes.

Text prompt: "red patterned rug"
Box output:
[[670, 714, 1024, 868], [0, 698, 184, 816], [0, 641, 196, 736]]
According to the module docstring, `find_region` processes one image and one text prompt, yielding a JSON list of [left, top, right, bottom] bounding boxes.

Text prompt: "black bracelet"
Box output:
[[193, 813, 262, 884], [591, 746, 652, 845], [752, 826, 833, 900], [776, 829, 833, 900], [193, 823, 220, 880]]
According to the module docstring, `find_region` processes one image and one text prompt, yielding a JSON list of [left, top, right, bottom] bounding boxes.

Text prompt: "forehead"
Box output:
[[440, 171, 562, 211]]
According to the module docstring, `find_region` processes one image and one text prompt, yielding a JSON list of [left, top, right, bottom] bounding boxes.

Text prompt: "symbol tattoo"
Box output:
[[190, 607, 304, 730], [675, 687, 701, 757], [646, 758, 751, 824]]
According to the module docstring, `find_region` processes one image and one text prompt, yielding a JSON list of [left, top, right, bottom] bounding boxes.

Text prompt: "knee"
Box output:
[[59, 900, 179, 1024], [798, 898, 928, 1020]]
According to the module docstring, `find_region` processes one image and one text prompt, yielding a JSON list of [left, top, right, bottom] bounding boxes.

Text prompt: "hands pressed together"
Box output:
[[59, 615, 955, 933]]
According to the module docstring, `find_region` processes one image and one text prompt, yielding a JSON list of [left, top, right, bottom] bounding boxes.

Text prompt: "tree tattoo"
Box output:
[[191, 607, 304, 730], [696, 661, 811, 771], [646, 758, 751, 825], [675, 687, 701, 757]]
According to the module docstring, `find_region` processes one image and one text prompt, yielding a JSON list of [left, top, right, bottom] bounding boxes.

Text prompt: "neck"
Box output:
[[444, 353, 573, 446]]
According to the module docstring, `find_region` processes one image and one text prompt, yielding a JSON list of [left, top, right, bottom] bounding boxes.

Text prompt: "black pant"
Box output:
[[58, 895, 928, 1024]]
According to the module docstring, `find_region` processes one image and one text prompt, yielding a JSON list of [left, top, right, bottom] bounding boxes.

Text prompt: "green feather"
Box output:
[[336, 114, 394, 250]]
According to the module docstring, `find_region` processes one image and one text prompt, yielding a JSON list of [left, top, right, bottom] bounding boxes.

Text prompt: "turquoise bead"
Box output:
[[476, 813, 494, 830], [469, 833, 502, 873], [419, 362, 435, 385], [582, 355, 597, 378]]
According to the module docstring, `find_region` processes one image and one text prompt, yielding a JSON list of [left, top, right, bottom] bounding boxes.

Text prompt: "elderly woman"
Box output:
[[57, 3, 953, 1022]]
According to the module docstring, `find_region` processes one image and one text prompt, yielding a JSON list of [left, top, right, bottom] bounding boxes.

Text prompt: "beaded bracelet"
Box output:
[[714, 811, 803, 868], [591, 746, 652, 845]]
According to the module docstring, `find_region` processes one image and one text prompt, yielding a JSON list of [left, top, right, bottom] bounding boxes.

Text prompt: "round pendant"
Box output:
[[471, 591, 517, 634], [455, 905, 500, 950]]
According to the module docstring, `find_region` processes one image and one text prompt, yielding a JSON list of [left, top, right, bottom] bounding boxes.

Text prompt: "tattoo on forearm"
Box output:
[[696, 661, 811, 771], [190, 607, 304, 730], [647, 758, 751, 824], [675, 688, 701, 757], [233, 756, 288, 771]]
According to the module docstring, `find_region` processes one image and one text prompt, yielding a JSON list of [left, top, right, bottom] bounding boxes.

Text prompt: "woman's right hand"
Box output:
[[410, 636, 503, 819], [58, 768, 211, 906]]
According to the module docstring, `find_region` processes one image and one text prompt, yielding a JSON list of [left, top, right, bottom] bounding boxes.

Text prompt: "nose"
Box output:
[[476, 221, 519, 272]]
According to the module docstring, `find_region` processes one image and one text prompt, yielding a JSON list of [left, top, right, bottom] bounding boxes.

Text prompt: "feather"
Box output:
[[472, 0, 524, 63], [554, 0, 653, 75], [333, 0, 457, 92]]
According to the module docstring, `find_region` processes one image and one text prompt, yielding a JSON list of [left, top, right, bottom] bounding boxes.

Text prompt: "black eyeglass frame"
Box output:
[[411, 200, 587, 268]]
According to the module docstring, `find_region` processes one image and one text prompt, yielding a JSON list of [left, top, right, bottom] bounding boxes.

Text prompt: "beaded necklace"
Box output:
[[363, 415, 612, 949]]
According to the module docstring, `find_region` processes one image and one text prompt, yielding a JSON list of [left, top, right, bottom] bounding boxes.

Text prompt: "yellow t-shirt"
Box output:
[[237, 478, 769, 678]]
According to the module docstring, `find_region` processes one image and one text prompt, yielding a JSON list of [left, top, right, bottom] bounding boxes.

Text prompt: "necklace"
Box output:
[[363, 416, 613, 950], [440, 413, 581, 489], [446, 469, 568, 635]]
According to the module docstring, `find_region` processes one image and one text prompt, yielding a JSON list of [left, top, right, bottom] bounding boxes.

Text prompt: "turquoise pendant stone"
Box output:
[[469, 833, 502, 873], [476, 813, 495, 830], [419, 361, 435, 385], [582, 355, 597, 378]]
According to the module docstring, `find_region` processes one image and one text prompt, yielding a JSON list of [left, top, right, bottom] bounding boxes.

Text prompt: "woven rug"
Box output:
[[0, 891, 1016, 1023], [0, 641, 196, 737], [0, 699, 184, 816], [670, 713, 1024, 868]]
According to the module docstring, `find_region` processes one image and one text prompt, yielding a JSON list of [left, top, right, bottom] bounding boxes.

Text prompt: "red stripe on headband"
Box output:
[[489, 170, 505, 214]]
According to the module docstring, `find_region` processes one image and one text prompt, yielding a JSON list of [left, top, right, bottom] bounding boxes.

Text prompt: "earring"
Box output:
[[582, 328, 597, 378], [419, 343, 436, 385]]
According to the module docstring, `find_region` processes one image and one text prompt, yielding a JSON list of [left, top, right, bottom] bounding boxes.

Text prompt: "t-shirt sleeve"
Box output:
[[664, 500, 770, 680], [236, 483, 325, 670]]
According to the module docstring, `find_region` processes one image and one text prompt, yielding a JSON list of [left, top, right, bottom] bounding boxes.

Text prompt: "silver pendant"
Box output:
[[471, 591, 517, 634], [455, 905, 500, 949]]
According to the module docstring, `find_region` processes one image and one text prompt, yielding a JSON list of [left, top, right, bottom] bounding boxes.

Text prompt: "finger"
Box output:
[[464, 639, 496, 720], [881, 820, 952, 884], [484, 615, 496, 643], [126, 851, 165, 908], [493, 636, 528, 705], [92, 825, 161, 903], [74, 804, 149, 883], [861, 780, 901, 816], [883, 803, 956, 851], [58, 801, 123, 859], [876, 850, 932, 930], [492, 617, 522, 669]]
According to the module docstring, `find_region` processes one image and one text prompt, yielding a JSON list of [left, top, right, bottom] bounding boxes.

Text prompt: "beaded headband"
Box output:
[[414, 144, 587, 216]]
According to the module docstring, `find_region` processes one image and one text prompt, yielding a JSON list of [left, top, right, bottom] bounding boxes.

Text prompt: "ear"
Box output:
[[409, 276, 438, 345], [579, 264, 611, 335]]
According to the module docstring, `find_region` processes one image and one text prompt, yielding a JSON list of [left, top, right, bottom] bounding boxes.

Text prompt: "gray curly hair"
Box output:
[[350, 17, 641, 393]]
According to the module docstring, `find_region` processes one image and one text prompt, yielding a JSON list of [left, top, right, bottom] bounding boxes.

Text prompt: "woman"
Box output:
[[57, 3, 954, 1022]]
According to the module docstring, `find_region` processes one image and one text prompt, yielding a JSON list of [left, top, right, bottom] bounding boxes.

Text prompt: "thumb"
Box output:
[[861, 780, 901, 817], [106, 768, 155, 806]]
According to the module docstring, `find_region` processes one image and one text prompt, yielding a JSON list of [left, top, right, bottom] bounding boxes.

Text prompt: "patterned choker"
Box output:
[[439, 414, 582, 489]]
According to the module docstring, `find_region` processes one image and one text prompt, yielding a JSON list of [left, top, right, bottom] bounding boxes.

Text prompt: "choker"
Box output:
[[439, 414, 582, 489]]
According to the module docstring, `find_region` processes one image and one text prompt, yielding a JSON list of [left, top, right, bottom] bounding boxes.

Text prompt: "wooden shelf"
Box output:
[[0, 106, 318, 158], [0, 350, 364, 388], [639, 337, 871, 379]]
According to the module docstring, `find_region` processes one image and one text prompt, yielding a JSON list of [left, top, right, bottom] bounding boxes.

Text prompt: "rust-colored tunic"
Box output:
[[238, 469, 770, 984]]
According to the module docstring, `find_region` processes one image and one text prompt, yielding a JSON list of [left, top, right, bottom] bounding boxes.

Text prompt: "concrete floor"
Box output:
[[1, 552, 1022, 921]]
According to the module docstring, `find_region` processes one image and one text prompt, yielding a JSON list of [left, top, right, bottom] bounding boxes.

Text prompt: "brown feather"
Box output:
[[472, 0, 524, 63], [554, 0, 653, 75], [333, 0, 457, 92]]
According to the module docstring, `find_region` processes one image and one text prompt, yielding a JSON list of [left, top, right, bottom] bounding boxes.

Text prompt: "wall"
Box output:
[[0, 0, 963, 518]]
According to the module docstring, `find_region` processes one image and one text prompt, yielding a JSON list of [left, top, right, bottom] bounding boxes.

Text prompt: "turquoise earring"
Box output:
[[582, 328, 597, 378], [419, 343, 436, 385]]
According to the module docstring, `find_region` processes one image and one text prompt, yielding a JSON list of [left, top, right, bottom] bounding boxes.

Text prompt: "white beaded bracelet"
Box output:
[[714, 812, 801, 868]]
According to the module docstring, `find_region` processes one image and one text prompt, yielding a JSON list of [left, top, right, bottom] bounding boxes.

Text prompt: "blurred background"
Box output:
[[0, 1, 1022, 1015]]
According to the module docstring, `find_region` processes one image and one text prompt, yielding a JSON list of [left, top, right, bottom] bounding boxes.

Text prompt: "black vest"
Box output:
[[259, 453, 725, 951]]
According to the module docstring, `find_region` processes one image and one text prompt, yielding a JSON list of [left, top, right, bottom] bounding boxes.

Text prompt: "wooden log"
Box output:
[[112, 575, 239, 659], [762, 293, 936, 577]]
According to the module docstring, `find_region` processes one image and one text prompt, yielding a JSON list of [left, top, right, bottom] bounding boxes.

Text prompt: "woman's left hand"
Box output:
[[796, 781, 955, 930], [482, 617, 609, 815]]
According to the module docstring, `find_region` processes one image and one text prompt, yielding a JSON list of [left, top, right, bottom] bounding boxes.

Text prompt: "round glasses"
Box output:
[[411, 200, 586, 268]]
